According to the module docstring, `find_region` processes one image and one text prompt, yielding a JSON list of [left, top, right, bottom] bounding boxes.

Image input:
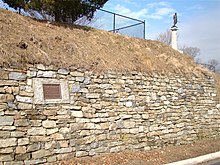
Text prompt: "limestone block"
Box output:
[[24, 159, 46, 165], [109, 123, 117, 130], [27, 127, 46, 135], [0, 116, 14, 126], [0, 154, 13, 161], [42, 120, 56, 128], [72, 84, 81, 93], [71, 111, 83, 118], [0, 94, 14, 103], [30, 120, 42, 126], [16, 146, 26, 154], [50, 133, 64, 140], [54, 147, 72, 154], [58, 68, 70, 75], [47, 155, 57, 162], [9, 72, 27, 80], [70, 71, 84, 77], [130, 128, 139, 134], [58, 141, 69, 148], [0, 80, 18, 86], [0, 147, 13, 154], [125, 101, 132, 107], [27, 143, 41, 152], [37, 71, 56, 78], [59, 127, 70, 134], [0, 138, 17, 148], [76, 76, 85, 82], [15, 119, 29, 126], [17, 103, 32, 109], [76, 151, 88, 157], [78, 135, 96, 144], [47, 128, 59, 135], [15, 153, 31, 161], [27, 70, 37, 78], [83, 123, 95, 129], [19, 91, 33, 97], [18, 138, 29, 146], [142, 114, 149, 119], [216, 104, 220, 109], [63, 105, 82, 110], [11, 130, 24, 137], [16, 95, 32, 103], [86, 93, 100, 99], [32, 149, 51, 159], [100, 123, 109, 130], [124, 121, 135, 128]]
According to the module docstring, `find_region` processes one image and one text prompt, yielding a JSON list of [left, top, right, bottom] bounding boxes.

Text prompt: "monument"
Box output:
[[171, 13, 178, 50]]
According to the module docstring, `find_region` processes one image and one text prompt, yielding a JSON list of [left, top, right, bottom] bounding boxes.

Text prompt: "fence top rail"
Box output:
[[99, 8, 145, 23], [109, 22, 143, 32]]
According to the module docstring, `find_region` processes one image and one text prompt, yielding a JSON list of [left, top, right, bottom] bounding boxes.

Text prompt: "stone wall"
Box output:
[[0, 65, 220, 165]]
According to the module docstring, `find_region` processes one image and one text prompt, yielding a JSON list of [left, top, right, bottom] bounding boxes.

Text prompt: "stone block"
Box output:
[[47, 128, 59, 135], [76, 151, 88, 157], [47, 155, 57, 162], [24, 159, 46, 165], [32, 149, 51, 159], [27, 143, 41, 152], [72, 84, 81, 93], [78, 135, 96, 144], [0, 147, 13, 154], [30, 120, 42, 126], [124, 121, 135, 128], [42, 120, 56, 128], [0, 154, 13, 161], [71, 111, 83, 118], [16, 95, 32, 103], [54, 147, 72, 154], [15, 119, 29, 126], [4, 161, 24, 165], [27, 127, 46, 135], [58, 68, 70, 75], [16, 146, 26, 154], [0, 116, 14, 126], [86, 93, 100, 99], [50, 133, 64, 140], [0, 94, 14, 103], [37, 71, 56, 78], [0, 138, 17, 148], [0, 80, 18, 86], [70, 71, 84, 77], [10, 131, 25, 138], [17, 103, 32, 109], [9, 72, 27, 80], [15, 153, 31, 161], [18, 138, 29, 146], [76, 76, 85, 82]]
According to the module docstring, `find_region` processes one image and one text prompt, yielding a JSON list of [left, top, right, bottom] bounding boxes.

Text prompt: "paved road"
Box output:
[[201, 158, 220, 165]]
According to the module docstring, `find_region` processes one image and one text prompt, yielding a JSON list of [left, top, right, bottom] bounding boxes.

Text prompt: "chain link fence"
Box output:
[[84, 9, 146, 39]]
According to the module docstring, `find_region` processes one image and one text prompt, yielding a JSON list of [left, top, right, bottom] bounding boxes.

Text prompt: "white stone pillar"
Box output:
[[171, 26, 178, 50]]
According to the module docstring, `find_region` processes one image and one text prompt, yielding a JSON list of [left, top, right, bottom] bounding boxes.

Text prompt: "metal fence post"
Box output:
[[143, 20, 146, 39], [113, 13, 116, 33]]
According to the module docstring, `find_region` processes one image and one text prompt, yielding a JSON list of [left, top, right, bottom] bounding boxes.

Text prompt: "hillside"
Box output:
[[0, 8, 210, 75]]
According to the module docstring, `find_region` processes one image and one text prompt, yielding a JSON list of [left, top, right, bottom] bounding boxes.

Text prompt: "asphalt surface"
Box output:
[[201, 158, 220, 165]]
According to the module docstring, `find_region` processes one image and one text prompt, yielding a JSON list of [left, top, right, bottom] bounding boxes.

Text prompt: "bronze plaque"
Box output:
[[43, 84, 61, 100]]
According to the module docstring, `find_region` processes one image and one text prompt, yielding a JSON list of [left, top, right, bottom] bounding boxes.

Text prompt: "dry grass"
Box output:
[[0, 8, 208, 74]]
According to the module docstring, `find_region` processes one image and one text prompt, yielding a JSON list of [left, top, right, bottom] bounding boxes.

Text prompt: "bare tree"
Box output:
[[156, 29, 172, 46], [208, 59, 220, 72], [180, 45, 200, 59]]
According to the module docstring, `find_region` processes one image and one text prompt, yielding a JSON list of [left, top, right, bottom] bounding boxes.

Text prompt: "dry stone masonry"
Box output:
[[0, 65, 220, 164]]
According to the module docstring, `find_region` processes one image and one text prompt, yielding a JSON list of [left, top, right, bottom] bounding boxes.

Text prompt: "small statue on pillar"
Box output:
[[172, 13, 178, 28]]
